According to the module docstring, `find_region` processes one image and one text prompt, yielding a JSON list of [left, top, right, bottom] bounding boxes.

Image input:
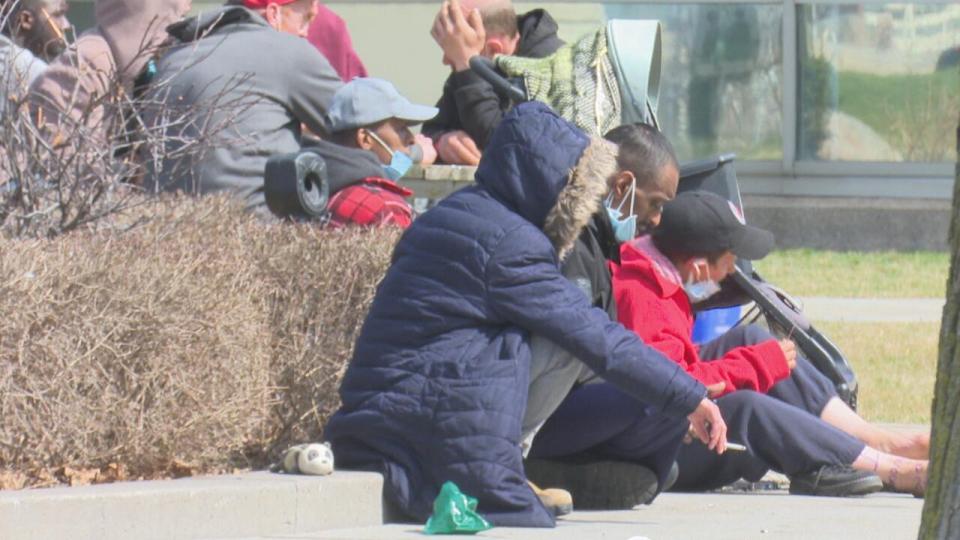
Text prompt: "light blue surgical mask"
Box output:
[[604, 178, 638, 243], [368, 130, 414, 181], [683, 260, 722, 303]]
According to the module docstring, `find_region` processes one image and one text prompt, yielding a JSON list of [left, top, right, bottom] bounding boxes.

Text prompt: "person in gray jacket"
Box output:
[[147, 1, 341, 210]]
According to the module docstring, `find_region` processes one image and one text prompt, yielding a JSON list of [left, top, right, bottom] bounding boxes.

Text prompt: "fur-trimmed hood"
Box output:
[[327, 104, 706, 530], [475, 102, 616, 259]]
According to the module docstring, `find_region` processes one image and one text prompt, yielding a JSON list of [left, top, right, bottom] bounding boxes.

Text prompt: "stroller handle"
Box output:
[[468, 56, 528, 103]]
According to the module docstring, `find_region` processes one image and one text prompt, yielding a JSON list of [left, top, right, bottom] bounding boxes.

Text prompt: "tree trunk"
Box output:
[[918, 113, 960, 539]]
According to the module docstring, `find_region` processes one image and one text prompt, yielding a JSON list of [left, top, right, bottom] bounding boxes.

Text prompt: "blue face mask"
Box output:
[[605, 178, 638, 243], [368, 131, 414, 181], [683, 260, 722, 303]]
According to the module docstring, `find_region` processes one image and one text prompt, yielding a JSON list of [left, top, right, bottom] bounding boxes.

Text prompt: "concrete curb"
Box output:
[[0, 471, 383, 540]]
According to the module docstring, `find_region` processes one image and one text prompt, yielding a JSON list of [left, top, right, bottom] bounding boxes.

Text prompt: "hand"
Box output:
[[705, 381, 726, 398], [437, 130, 482, 165], [687, 398, 727, 454], [414, 134, 438, 165], [779, 338, 797, 370], [430, 0, 486, 71]]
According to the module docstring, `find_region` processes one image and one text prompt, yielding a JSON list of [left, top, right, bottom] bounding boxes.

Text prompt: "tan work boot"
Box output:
[[527, 480, 573, 516]]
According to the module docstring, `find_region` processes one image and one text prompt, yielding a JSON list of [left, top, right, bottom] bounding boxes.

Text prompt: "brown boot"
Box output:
[[527, 480, 574, 516]]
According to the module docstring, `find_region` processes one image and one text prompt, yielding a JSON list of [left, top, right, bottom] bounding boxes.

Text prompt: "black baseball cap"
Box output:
[[652, 191, 775, 260]]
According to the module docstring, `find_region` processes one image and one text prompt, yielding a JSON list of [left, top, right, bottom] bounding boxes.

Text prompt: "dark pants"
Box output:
[[672, 325, 866, 491], [528, 381, 689, 491]]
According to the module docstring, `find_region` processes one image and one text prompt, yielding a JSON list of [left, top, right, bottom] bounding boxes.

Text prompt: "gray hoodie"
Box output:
[[149, 6, 342, 209]]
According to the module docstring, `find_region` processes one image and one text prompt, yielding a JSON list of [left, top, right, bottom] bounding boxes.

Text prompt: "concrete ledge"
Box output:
[[400, 167, 952, 251], [743, 195, 951, 251], [0, 471, 384, 540]]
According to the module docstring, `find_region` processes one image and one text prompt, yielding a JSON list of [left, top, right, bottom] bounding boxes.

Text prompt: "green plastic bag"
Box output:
[[423, 481, 493, 535]]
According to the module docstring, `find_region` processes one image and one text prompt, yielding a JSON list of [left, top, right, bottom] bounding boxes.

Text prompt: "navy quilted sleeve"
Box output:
[[485, 227, 706, 417]]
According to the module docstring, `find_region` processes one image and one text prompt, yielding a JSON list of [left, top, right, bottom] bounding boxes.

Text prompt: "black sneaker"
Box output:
[[524, 457, 659, 510], [788, 465, 883, 497]]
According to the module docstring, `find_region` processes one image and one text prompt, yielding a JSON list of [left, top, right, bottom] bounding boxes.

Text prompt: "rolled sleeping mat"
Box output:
[[264, 150, 330, 220], [606, 19, 662, 127]]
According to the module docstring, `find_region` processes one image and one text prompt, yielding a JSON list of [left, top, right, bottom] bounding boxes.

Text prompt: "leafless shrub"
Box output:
[[888, 76, 960, 162], [0, 4, 252, 239], [0, 196, 400, 487]]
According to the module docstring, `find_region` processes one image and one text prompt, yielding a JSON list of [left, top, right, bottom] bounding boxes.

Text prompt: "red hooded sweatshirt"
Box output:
[[611, 236, 790, 397], [307, 4, 368, 82]]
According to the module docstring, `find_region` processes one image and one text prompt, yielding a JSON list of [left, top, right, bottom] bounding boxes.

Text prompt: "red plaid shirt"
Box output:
[[326, 177, 414, 229]]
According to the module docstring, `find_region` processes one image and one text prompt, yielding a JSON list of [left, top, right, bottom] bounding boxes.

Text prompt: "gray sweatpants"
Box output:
[[521, 335, 592, 457]]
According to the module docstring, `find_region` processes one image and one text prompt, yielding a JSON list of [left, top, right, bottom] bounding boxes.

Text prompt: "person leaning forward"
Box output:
[[324, 102, 727, 528]]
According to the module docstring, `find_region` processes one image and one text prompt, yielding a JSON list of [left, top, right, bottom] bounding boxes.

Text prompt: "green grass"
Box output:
[[836, 70, 959, 161], [817, 322, 938, 424], [753, 249, 949, 298], [752, 251, 946, 423]]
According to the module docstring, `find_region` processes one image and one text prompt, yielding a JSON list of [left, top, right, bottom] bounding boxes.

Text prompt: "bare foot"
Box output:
[[879, 432, 930, 461], [886, 457, 927, 497], [853, 448, 928, 497]]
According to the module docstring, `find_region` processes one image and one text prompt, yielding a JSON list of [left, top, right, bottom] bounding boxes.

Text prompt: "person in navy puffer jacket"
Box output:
[[324, 102, 727, 527]]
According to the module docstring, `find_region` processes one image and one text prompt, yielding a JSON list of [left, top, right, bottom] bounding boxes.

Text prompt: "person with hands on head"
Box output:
[[612, 190, 931, 497], [424, 0, 564, 165]]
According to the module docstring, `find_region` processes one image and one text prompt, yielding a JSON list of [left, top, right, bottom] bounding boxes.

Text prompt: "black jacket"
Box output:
[[562, 212, 621, 321], [422, 9, 565, 150]]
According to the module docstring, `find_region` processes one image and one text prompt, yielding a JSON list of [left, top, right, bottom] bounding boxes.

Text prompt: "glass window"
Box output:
[[798, 4, 960, 162], [605, 3, 784, 162], [67, 1, 224, 34], [65, 1, 95, 34]]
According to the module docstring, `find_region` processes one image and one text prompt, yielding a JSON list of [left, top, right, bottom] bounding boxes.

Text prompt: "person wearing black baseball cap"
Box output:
[[609, 190, 930, 497]]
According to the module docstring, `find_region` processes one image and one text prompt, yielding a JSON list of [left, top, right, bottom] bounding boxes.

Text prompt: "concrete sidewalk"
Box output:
[[227, 491, 923, 540], [0, 468, 926, 540], [799, 297, 943, 323]]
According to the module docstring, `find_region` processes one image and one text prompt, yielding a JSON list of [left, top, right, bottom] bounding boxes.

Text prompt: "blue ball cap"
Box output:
[[326, 78, 438, 133]]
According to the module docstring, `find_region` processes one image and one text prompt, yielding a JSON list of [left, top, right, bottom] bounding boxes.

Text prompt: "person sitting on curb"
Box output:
[[324, 102, 727, 528], [310, 77, 437, 229], [611, 191, 930, 497], [423, 0, 564, 165], [520, 122, 685, 510]]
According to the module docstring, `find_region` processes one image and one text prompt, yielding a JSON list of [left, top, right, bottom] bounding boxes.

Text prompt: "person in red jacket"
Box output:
[[612, 191, 930, 497]]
